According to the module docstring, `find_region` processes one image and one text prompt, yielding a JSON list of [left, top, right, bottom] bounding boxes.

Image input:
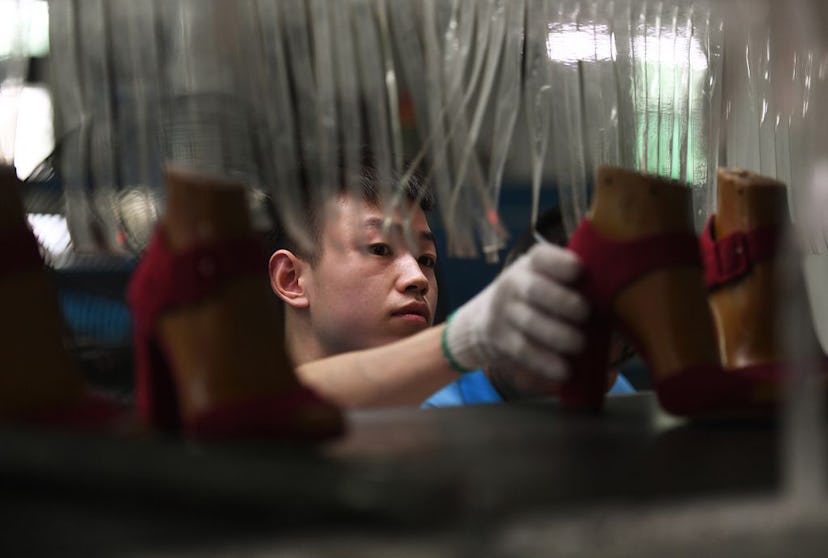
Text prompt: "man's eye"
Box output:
[[418, 255, 436, 269], [368, 244, 392, 257]]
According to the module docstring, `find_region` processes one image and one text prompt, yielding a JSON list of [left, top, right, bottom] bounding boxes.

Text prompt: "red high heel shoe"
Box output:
[[561, 219, 704, 410], [699, 168, 827, 381], [561, 166, 783, 417], [127, 226, 344, 442], [0, 209, 128, 431]]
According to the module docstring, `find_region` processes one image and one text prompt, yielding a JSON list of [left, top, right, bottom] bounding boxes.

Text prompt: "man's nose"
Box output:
[[397, 254, 429, 295]]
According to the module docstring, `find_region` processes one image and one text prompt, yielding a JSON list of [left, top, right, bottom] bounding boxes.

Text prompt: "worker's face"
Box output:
[[302, 194, 438, 356]]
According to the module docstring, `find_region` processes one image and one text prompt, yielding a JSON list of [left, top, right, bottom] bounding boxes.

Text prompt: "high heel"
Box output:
[[0, 166, 128, 431], [700, 168, 824, 370], [562, 166, 782, 417], [127, 167, 344, 442], [561, 218, 704, 410]]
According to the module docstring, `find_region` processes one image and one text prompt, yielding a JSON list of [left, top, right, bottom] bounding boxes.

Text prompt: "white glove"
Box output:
[[444, 243, 589, 380]]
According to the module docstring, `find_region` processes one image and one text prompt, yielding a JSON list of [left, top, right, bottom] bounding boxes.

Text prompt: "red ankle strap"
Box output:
[[700, 216, 779, 289], [568, 220, 701, 309], [1, 227, 43, 276], [127, 228, 269, 433], [127, 229, 267, 336]]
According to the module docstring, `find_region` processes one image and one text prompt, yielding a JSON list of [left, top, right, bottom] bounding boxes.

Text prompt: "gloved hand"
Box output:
[[444, 243, 589, 380]]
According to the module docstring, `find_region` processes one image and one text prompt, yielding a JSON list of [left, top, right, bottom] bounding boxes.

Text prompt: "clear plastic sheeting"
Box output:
[[722, 1, 828, 254], [524, 0, 553, 231], [49, 0, 264, 254], [46, 0, 518, 258], [49, 0, 122, 252], [540, 0, 722, 235], [37, 0, 828, 259], [756, 0, 828, 515], [722, 1, 828, 255]]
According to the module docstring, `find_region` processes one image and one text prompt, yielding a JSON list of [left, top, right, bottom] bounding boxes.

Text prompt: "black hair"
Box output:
[[265, 151, 434, 262]]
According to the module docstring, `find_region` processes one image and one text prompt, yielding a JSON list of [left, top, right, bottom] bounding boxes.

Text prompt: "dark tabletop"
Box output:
[[0, 393, 808, 556]]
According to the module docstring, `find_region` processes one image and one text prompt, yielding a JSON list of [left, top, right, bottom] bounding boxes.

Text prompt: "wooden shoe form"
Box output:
[[0, 166, 85, 416], [590, 166, 720, 383], [709, 168, 820, 368], [156, 167, 342, 433]]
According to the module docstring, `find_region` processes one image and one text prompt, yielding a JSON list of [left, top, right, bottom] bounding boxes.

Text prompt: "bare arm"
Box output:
[[295, 324, 459, 408], [297, 244, 590, 409]]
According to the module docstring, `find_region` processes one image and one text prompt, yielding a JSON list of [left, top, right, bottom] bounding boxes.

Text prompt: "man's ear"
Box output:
[[269, 249, 310, 309]]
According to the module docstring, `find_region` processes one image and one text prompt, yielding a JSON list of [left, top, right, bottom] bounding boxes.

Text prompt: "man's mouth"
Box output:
[[391, 303, 430, 324]]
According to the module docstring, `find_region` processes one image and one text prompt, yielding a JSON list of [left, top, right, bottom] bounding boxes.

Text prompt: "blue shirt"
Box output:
[[422, 370, 635, 408]]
